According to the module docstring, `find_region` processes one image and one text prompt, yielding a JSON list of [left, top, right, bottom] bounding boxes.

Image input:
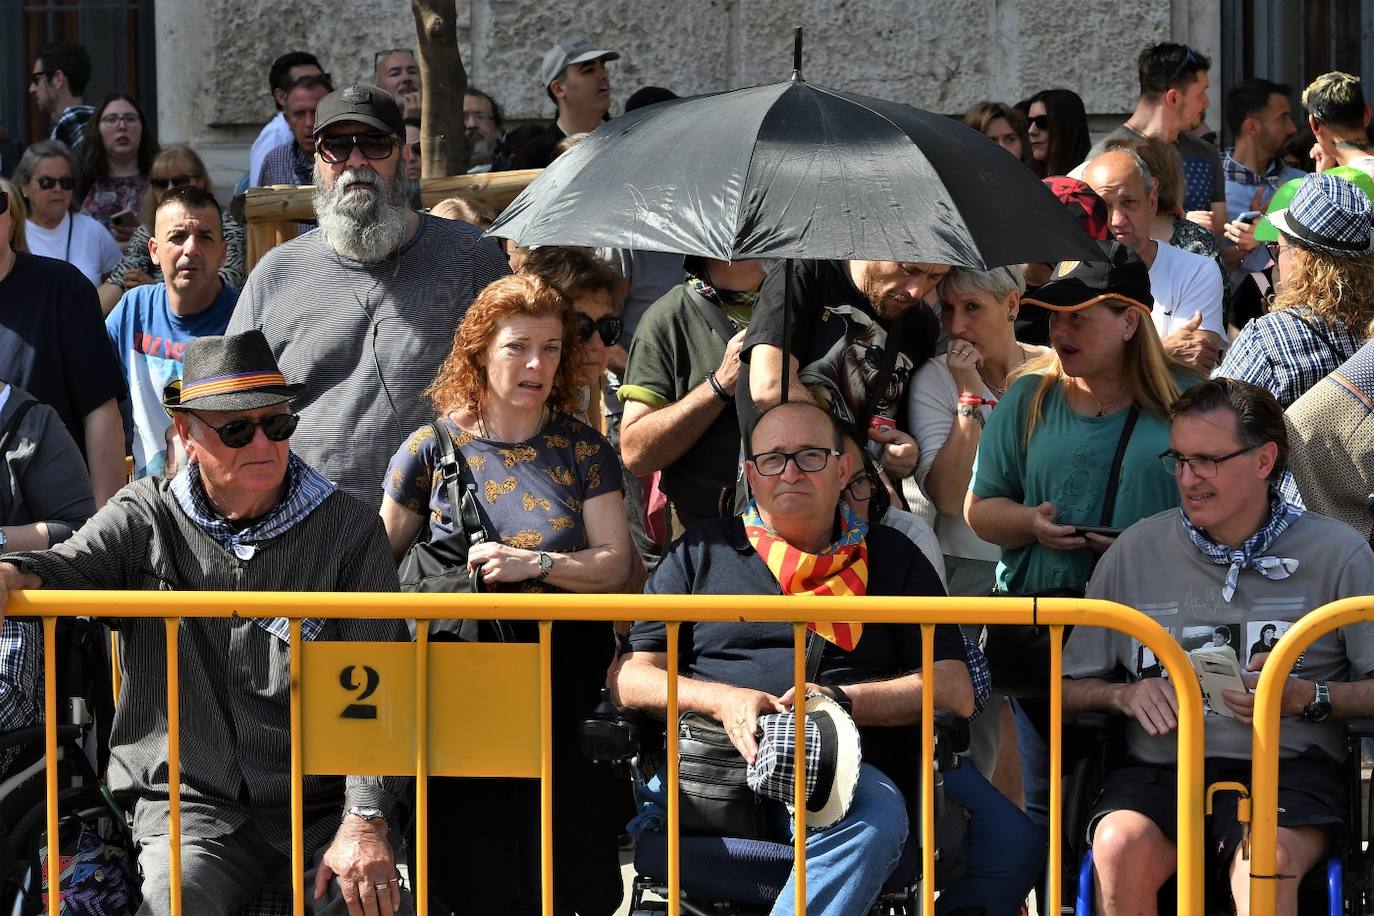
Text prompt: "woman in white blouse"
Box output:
[[909, 264, 1046, 596]]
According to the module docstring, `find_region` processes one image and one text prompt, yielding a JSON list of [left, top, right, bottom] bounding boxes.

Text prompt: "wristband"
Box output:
[[705, 370, 731, 402], [955, 402, 986, 426], [957, 394, 996, 407]]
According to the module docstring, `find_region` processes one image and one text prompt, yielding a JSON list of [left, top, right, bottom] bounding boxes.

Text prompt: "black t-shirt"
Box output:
[[630, 516, 964, 804], [740, 259, 939, 435], [0, 252, 125, 455], [510, 122, 567, 171]]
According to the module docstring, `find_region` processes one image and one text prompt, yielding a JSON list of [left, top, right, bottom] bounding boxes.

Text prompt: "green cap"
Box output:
[[1256, 168, 1374, 242]]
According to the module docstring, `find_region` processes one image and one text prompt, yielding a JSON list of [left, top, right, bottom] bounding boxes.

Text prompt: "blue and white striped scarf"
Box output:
[[171, 452, 336, 642], [1180, 493, 1303, 602]]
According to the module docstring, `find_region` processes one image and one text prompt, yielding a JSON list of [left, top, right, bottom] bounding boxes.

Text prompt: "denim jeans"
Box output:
[[937, 763, 1044, 916], [630, 762, 908, 916]]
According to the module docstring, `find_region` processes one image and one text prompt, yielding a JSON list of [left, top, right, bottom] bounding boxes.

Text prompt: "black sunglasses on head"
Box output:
[[150, 174, 200, 191], [191, 411, 299, 448], [575, 313, 624, 347], [36, 176, 76, 191], [317, 132, 396, 165]]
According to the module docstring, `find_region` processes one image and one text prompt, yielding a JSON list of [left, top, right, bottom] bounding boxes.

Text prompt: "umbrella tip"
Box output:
[[790, 25, 804, 81]]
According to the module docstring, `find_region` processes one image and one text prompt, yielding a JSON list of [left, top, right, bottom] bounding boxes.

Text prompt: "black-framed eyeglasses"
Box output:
[[35, 176, 76, 191], [192, 411, 299, 448], [843, 474, 876, 501], [575, 313, 624, 347], [748, 447, 842, 477], [99, 113, 140, 127], [317, 132, 397, 164], [1159, 445, 1256, 479], [29, 70, 54, 85], [150, 174, 200, 191], [1028, 114, 1052, 130]]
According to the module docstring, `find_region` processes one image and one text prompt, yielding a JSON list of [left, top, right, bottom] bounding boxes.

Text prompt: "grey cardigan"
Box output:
[[0, 386, 95, 543]]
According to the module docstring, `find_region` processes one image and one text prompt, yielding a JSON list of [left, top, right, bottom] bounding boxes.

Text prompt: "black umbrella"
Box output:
[[488, 33, 1102, 268]]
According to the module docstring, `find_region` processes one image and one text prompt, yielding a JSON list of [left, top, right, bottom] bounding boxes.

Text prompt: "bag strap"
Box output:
[[1099, 406, 1140, 526], [1285, 308, 1346, 365], [804, 629, 825, 683], [431, 421, 484, 545], [685, 285, 739, 344]]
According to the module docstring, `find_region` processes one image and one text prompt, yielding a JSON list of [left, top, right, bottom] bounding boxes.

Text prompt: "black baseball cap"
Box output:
[[312, 84, 405, 140], [1021, 240, 1153, 315]]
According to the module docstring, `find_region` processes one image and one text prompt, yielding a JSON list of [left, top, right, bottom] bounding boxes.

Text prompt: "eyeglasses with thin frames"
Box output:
[[29, 70, 55, 85], [748, 447, 842, 477], [1158, 445, 1256, 479], [100, 113, 141, 127]]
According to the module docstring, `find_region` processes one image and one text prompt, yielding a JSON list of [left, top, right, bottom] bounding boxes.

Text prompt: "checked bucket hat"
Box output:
[[746, 693, 862, 830], [1266, 172, 1374, 258]]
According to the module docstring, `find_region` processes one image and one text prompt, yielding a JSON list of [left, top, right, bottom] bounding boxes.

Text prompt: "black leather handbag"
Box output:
[[398, 422, 492, 639]]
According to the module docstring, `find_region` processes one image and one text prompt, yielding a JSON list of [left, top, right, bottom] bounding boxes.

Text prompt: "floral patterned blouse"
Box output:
[[80, 174, 147, 230]]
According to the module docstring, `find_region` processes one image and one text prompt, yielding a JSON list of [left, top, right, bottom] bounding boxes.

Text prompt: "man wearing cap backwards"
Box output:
[[229, 84, 509, 509], [614, 401, 1041, 915], [1063, 377, 1374, 916], [1082, 148, 1225, 374], [510, 37, 618, 170], [0, 331, 412, 916]]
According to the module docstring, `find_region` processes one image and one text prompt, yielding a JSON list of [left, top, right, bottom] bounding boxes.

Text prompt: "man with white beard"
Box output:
[[229, 84, 510, 507]]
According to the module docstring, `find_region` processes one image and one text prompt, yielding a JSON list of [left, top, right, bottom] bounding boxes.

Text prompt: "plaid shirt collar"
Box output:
[[171, 452, 336, 642], [1222, 148, 1287, 189]]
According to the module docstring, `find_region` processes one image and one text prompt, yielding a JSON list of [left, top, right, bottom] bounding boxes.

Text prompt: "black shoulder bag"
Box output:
[[675, 634, 827, 839], [983, 406, 1140, 697], [398, 422, 491, 638]]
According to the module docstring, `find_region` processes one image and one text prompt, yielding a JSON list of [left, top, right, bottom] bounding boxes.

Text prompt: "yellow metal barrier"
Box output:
[[1248, 596, 1374, 914], [11, 591, 1206, 916]]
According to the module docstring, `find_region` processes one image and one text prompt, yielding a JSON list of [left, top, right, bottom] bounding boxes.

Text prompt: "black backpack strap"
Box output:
[[805, 629, 825, 683], [685, 285, 739, 344], [1099, 407, 1140, 526]]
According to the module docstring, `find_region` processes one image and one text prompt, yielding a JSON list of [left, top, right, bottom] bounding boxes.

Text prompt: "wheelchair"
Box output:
[[0, 618, 134, 916], [582, 693, 975, 916], [1061, 712, 1374, 916]]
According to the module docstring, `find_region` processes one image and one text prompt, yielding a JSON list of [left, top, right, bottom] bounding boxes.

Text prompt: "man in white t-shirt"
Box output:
[[248, 52, 326, 187], [1084, 148, 1225, 373]]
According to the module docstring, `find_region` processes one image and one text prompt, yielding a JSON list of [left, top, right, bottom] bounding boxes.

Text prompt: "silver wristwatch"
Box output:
[[0, 528, 8, 553], [346, 805, 387, 823], [536, 551, 554, 583]]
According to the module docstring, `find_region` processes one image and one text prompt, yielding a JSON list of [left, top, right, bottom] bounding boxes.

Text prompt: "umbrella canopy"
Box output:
[[488, 78, 1103, 268]]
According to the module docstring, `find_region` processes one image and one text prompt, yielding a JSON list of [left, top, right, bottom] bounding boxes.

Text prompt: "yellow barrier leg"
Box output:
[[666, 622, 680, 916], [415, 625, 430, 916], [290, 619, 305, 916], [920, 625, 935, 916], [540, 620, 553, 916], [165, 617, 182, 916], [1048, 625, 1064, 916], [44, 617, 59, 916], [793, 624, 807, 915]]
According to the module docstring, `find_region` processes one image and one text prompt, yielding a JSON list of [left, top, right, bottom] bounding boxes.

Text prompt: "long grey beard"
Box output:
[[466, 130, 497, 166], [312, 164, 411, 262]]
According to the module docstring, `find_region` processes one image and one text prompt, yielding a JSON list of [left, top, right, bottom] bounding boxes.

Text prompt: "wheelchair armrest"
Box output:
[[0, 725, 83, 754], [1071, 711, 1115, 732], [933, 710, 970, 766], [1346, 718, 1374, 738]]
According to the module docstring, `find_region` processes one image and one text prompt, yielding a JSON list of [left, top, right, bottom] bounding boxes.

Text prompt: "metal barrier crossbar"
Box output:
[[9, 591, 1206, 916]]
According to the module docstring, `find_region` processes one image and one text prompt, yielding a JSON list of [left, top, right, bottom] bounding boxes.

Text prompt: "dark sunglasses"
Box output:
[[408, 141, 421, 156], [0, 191, 7, 216], [150, 174, 200, 191], [575, 313, 624, 346], [192, 412, 299, 448], [36, 176, 76, 191], [1168, 44, 1200, 87], [1028, 114, 1052, 130], [317, 132, 396, 164]]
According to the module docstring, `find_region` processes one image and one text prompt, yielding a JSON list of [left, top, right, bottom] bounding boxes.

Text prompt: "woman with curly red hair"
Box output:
[[380, 272, 632, 914]]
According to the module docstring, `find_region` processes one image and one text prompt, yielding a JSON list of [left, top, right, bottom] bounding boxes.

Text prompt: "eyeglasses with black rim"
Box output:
[[575, 313, 624, 347], [317, 133, 397, 164], [190, 412, 299, 448], [1158, 444, 1256, 479], [747, 447, 842, 477], [29, 70, 55, 85], [843, 473, 876, 501]]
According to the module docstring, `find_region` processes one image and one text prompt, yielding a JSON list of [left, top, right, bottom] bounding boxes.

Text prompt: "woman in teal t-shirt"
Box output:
[[966, 242, 1196, 841]]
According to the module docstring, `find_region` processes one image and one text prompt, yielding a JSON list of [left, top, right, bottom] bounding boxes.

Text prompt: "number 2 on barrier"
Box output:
[[339, 665, 380, 719]]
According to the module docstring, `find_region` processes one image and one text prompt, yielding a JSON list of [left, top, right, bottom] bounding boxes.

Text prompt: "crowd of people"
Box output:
[[4, 30, 1374, 916]]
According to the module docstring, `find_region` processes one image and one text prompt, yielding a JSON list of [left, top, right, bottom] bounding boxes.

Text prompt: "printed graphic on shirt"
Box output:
[[1246, 619, 1304, 671], [800, 304, 913, 427]]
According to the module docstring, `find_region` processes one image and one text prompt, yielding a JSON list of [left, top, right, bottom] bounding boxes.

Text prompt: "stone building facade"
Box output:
[[154, 0, 1220, 189]]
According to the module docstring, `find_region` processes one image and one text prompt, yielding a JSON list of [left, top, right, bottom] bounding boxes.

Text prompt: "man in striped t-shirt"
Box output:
[[230, 84, 510, 511]]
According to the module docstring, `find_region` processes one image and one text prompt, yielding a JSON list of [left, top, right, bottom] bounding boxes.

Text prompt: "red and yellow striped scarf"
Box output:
[[742, 500, 870, 651]]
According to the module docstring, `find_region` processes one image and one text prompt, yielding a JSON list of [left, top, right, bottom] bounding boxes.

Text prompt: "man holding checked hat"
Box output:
[[0, 331, 412, 916], [612, 400, 1040, 915]]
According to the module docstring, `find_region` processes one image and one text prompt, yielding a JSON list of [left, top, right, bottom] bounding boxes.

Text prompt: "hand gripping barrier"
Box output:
[[8, 591, 1207, 916]]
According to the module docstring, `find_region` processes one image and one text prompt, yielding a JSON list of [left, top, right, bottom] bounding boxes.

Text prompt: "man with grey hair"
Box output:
[[229, 84, 510, 507], [1083, 147, 1225, 373]]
